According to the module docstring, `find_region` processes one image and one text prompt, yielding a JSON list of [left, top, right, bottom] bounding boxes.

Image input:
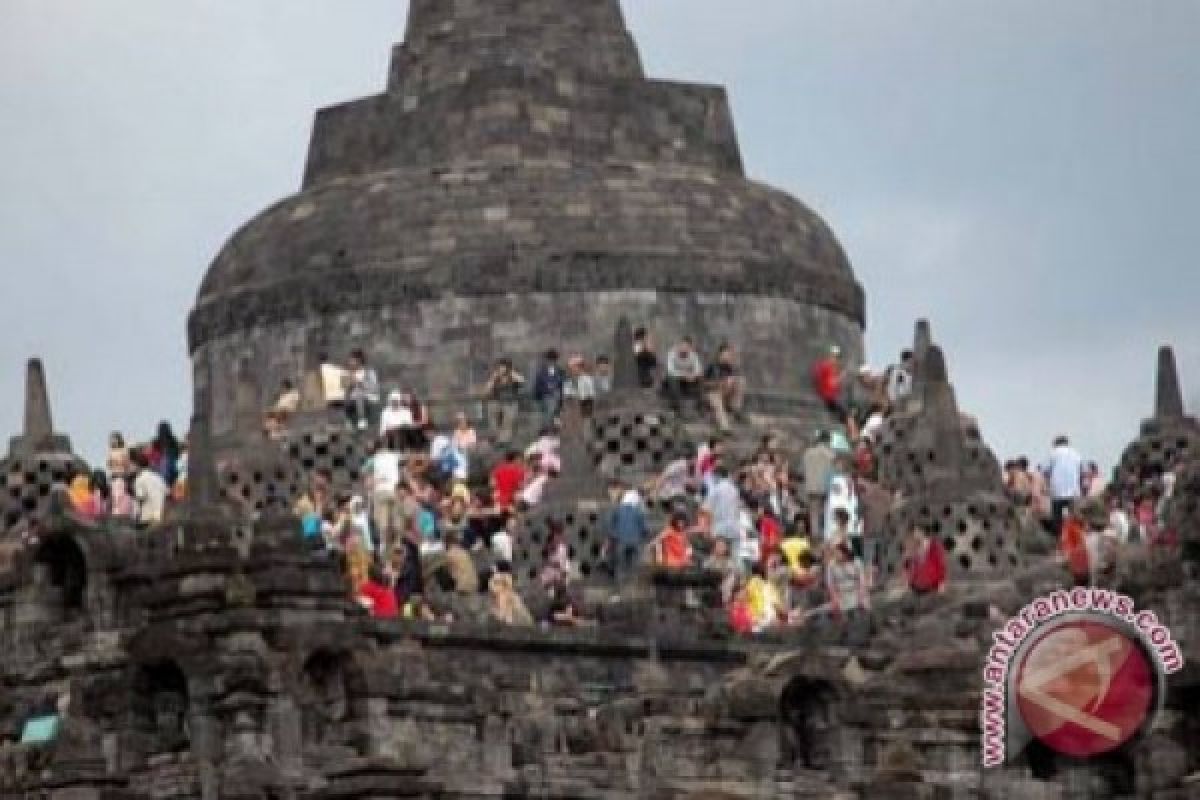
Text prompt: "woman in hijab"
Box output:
[[151, 422, 182, 487]]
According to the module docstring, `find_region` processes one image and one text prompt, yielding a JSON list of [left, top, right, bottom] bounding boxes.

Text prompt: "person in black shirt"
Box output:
[[484, 358, 525, 445], [705, 343, 746, 432], [633, 327, 659, 389]]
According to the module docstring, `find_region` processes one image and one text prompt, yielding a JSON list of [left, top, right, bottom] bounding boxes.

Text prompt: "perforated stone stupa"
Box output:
[[1115, 346, 1200, 490], [0, 360, 87, 535], [878, 344, 1024, 585], [188, 0, 866, 442]]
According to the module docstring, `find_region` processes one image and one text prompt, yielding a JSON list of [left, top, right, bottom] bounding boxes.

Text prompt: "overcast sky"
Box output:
[[1, 0, 1197, 469]]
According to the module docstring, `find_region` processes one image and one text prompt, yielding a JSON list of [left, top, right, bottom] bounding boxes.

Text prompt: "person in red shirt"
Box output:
[[755, 505, 783, 570], [905, 527, 947, 595], [654, 512, 693, 569], [811, 345, 845, 414], [1059, 507, 1090, 586], [358, 566, 399, 619], [490, 450, 527, 511], [728, 582, 755, 635]]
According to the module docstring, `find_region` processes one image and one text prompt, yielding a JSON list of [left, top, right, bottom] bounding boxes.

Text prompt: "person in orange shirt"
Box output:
[[654, 512, 693, 569], [1060, 505, 1089, 586]]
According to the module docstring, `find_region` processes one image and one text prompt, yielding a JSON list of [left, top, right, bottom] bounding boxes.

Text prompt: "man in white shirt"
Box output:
[[365, 440, 403, 552], [132, 454, 168, 527], [704, 466, 743, 546], [1042, 435, 1083, 533]]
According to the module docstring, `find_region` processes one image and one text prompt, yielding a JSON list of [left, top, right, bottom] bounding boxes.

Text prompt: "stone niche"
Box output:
[[297, 649, 367, 762], [129, 659, 191, 755]]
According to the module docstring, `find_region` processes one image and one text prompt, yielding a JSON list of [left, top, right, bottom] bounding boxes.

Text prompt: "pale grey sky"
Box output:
[[1, 0, 1197, 469]]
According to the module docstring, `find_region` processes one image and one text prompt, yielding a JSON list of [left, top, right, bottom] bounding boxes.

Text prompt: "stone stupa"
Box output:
[[188, 0, 866, 445]]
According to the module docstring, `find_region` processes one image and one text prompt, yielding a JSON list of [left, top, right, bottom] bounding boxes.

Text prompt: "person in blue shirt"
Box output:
[[605, 481, 648, 584], [532, 349, 566, 426]]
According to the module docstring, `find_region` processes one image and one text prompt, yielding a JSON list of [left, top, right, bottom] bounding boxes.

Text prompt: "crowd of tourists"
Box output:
[[1004, 435, 1181, 588], [60, 425, 186, 529], [266, 336, 956, 635], [41, 330, 1180, 637]]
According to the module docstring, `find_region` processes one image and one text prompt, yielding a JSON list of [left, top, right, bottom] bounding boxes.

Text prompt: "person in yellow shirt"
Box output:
[[744, 565, 784, 633]]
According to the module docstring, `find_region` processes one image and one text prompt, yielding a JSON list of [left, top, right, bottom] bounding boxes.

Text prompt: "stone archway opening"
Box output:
[[33, 533, 87, 611], [299, 650, 366, 756], [131, 660, 190, 753], [780, 676, 837, 771]]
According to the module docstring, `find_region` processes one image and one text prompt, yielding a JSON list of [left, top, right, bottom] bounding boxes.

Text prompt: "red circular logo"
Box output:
[[1015, 619, 1155, 758]]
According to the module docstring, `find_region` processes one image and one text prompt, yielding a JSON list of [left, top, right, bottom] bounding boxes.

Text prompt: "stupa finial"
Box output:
[[1155, 345, 1185, 419], [23, 358, 54, 446]]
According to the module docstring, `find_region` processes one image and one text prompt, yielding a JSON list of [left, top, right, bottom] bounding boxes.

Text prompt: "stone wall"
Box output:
[[195, 291, 863, 439]]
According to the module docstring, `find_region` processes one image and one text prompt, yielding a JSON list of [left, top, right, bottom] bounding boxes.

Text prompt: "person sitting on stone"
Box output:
[[451, 411, 478, 454], [483, 358, 524, 447], [704, 343, 746, 432], [430, 428, 469, 484], [341, 349, 380, 432], [744, 562, 786, 633], [357, 564, 399, 619], [782, 538, 819, 594], [904, 526, 947, 596], [594, 355, 613, 395], [728, 578, 756, 635], [388, 532, 424, 608], [664, 337, 705, 415], [525, 427, 562, 474], [546, 583, 593, 628], [652, 453, 694, 505], [653, 511, 694, 569], [441, 531, 480, 594], [539, 520, 575, 588], [825, 541, 870, 623], [380, 391, 415, 442], [532, 349, 567, 426], [564, 355, 597, 417], [488, 569, 533, 627], [633, 327, 659, 389], [263, 379, 300, 439]]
